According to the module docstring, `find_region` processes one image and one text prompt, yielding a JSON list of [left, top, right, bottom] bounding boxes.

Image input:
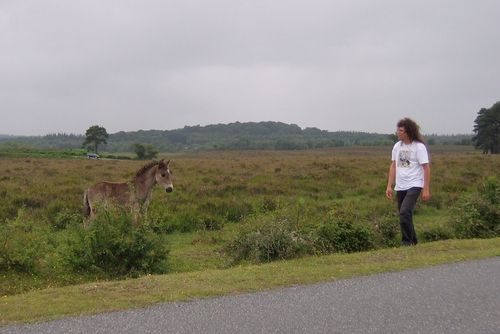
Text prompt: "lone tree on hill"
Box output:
[[82, 125, 109, 154], [472, 101, 500, 154]]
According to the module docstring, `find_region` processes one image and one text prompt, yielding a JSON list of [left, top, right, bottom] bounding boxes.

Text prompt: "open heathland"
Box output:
[[1, 145, 500, 324]]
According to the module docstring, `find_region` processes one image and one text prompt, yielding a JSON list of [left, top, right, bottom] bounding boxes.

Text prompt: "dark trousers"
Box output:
[[396, 187, 422, 246]]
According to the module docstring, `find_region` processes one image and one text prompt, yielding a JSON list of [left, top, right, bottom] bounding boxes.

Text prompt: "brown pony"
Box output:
[[83, 159, 173, 227]]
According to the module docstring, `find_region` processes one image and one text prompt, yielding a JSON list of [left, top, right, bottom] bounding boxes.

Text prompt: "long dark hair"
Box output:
[[397, 118, 426, 144]]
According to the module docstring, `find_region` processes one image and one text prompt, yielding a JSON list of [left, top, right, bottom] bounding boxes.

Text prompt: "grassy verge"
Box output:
[[2, 238, 499, 326]]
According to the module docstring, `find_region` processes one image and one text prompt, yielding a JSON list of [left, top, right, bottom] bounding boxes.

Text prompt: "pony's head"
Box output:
[[155, 159, 173, 193]]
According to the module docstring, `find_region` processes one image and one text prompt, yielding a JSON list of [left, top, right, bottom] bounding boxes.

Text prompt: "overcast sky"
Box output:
[[1, 1, 499, 136]]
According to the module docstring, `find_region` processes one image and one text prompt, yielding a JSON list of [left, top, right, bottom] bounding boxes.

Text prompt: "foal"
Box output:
[[83, 159, 173, 227]]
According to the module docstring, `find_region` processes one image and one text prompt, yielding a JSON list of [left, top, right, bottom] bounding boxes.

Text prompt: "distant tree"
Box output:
[[82, 125, 108, 154], [388, 133, 398, 143], [133, 142, 146, 159], [133, 143, 158, 160], [144, 144, 159, 159], [472, 102, 500, 154]]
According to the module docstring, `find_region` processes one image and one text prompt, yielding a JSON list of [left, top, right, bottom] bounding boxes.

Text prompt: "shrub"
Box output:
[[53, 209, 83, 230], [483, 175, 500, 204], [448, 176, 500, 239], [226, 219, 316, 264], [421, 225, 453, 242], [370, 213, 400, 248], [317, 219, 374, 254], [0, 208, 47, 274], [147, 211, 179, 234], [449, 194, 500, 239], [228, 202, 378, 262], [62, 206, 169, 277], [313, 203, 375, 253]]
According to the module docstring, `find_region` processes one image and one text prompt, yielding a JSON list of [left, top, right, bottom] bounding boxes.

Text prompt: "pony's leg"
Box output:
[[84, 205, 93, 229], [89, 205, 96, 219]]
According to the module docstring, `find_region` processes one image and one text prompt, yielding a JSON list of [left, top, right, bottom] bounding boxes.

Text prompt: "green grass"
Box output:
[[1, 238, 499, 325], [166, 231, 229, 273]]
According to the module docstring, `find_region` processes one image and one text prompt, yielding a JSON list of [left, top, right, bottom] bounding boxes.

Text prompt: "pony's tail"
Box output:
[[83, 190, 91, 218]]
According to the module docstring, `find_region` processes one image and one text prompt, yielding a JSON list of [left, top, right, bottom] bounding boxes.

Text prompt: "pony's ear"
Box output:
[[157, 159, 170, 169]]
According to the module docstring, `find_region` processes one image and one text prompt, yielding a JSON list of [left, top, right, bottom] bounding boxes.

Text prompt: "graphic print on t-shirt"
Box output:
[[398, 150, 411, 168]]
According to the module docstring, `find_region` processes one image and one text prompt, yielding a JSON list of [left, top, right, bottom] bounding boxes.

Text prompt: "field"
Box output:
[[1, 145, 500, 324]]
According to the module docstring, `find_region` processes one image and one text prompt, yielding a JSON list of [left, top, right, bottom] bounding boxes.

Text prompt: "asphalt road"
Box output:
[[2, 257, 499, 334]]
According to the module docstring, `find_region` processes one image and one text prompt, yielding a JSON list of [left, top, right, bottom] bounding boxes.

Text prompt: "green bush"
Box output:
[[421, 225, 453, 242], [53, 209, 83, 230], [483, 175, 500, 204], [226, 219, 316, 264], [147, 211, 179, 234], [62, 206, 169, 277], [313, 203, 375, 253], [370, 213, 400, 248], [0, 208, 47, 274], [449, 194, 500, 239], [449, 176, 500, 239], [317, 219, 374, 254]]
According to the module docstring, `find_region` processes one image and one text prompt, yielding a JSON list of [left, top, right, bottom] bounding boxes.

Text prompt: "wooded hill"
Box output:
[[0, 121, 473, 153]]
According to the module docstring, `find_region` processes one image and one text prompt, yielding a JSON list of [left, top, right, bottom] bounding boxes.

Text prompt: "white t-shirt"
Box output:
[[391, 141, 429, 191]]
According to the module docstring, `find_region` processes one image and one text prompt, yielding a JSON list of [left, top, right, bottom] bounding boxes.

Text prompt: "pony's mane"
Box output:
[[135, 160, 164, 177]]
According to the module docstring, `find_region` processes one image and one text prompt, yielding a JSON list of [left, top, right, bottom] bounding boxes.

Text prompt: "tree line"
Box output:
[[1, 121, 474, 155]]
